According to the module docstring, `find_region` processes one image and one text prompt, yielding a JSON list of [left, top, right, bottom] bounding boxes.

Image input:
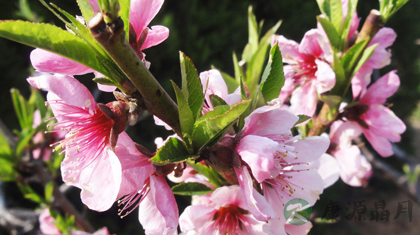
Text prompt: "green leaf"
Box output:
[[330, 52, 346, 95], [260, 42, 285, 103], [240, 77, 247, 101], [341, 40, 369, 75], [209, 94, 228, 108], [29, 88, 47, 120], [187, 161, 224, 188], [119, 0, 131, 39], [247, 6, 259, 56], [316, 0, 331, 20], [232, 52, 245, 85], [353, 43, 378, 74], [330, 0, 343, 32], [192, 100, 250, 150], [295, 115, 311, 126], [92, 77, 118, 86], [18, 183, 46, 204], [150, 138, 196, 165], [317, 17, 340, 50], [172, 81, 194, 136], [16, 129, 37, 158], [11, 88, 34, 130], [44, 181, 54, 202], [0, 131, 13, 160], [0, 21, 108, 76], [0, 158, 18, 181], [179, 52, 204, 120], [77, 0, 95, 22], [172, 182, 213, 196], [320, 95, 342, 110]]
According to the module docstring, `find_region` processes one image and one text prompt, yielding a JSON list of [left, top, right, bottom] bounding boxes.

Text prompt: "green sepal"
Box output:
[[295, 115, 311, 126], [187, 161, 225, 188]]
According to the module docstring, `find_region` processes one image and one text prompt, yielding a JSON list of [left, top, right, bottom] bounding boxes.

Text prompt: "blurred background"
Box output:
[[1, 0, 420, 234]]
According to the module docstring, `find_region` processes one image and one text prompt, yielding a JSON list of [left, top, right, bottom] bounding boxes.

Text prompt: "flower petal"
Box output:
[[335, 146, 372, 186], [308, 153, 340, 188], [130, 0, 164, 41], [314, 60, 335, 94], [289, 81, 317, 117], [139, 175, 178, 235], [179, 204, 215, 233], [141, 25, 169, 50], [235, 167, 275, 221], [360, 70, 399, 105], [30, 49, 94, 75], [351, 65, 373, 99], [288, 136, 330, 163], [272, 35, 303, 64], [237, 135, 279, 182]]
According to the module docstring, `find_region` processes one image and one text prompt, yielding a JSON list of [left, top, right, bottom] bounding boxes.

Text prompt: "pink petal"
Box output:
[[285, 170, 324, 206], [30, 49, 95, 75], [351, 65, 373, 99], [278, 72, 294, 102], [329, 120, 363, 149], [97, 83, 117, 92], [139, 175, 178, 235], [211, 185, 247, 209], [363, 129, 394, 157], [237, 135, 279, 182], [285, 222, 313, 235], [87, 0, 100, 12], [140, 25, 169, 50], [364, 28, 396, 69], [271, 35, 303, 64], [288, 136, 330, 163], [200, 69, 228, 106], [334, 146, 372, 186], [62, 148, 122, 211], [289, 81, 317, 117], [153, 116, 172, 130], [179, 205, 216, 233], [362, 104, 406, 142], [115, 132, 155, 198], [130, 0, 164, 41], [308, 153, 340, 188], [299, 29, 330, 59], [39, 209, 61, 235], [370, 28, 397, 49], [27, 74, 96, 111], [235, 167, 275, 221], [360, 70, 399, 105], [244, 104, 299, 137], [314, 59, 335, 93]]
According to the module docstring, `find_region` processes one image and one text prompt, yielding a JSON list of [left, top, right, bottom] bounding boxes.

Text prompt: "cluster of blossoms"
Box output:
[[20, 0, 406, 234]]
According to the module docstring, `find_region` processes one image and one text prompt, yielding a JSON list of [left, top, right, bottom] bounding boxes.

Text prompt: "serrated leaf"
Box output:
[[330, 0, 343, 32], [260, 42, 285, 103], [172, 81, 194, 136], [11, 88, 34, 130], [77, 0, 95, 22], [150, 138, 196, 165], [192, 100, 250, 150], [317, 17, 340, 50], [0, 21, 107, 76], [179, 52, 204, 120], [172, 182, 213, 196], [295, 115, 311, 126], [0, 158, 18, 181], [209, 94, 228, 107], [92, 77, 118, 86], [187, 161, 224, 188]]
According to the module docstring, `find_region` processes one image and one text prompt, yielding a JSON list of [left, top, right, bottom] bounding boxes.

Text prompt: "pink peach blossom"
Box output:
[[272, 29, 335, 116], [179, 185, 265, 235]]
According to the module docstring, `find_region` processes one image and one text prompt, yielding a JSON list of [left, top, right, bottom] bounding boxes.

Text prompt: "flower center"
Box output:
[[212, 204, 249, 234]]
